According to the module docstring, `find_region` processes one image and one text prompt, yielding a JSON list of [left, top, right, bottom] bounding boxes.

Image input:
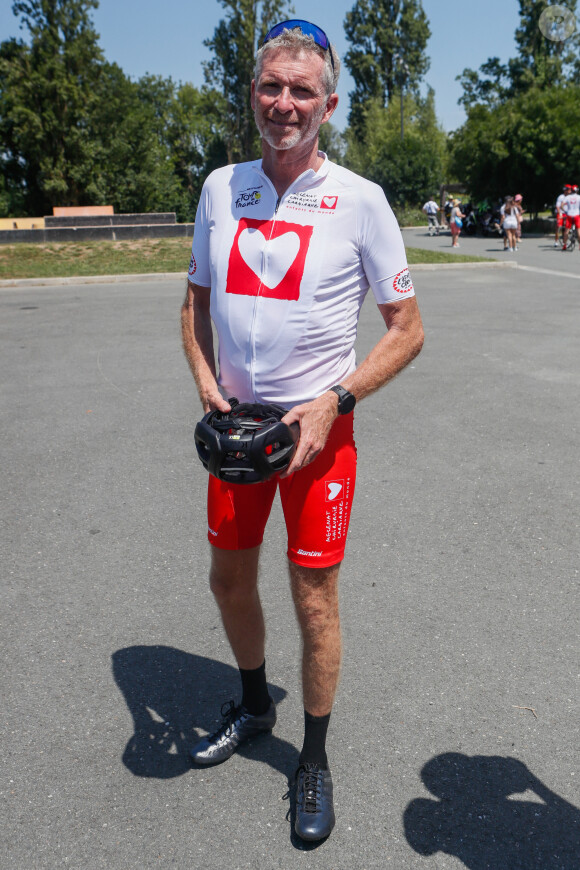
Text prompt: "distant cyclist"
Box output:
[[562, 185, 580, 251], [555, 184, 571, 248]]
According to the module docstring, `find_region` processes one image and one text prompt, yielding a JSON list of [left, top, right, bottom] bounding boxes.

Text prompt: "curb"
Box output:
[[0, 262, 521, 289], [0, 271, 188, 289], [410, 261, 516, 271]]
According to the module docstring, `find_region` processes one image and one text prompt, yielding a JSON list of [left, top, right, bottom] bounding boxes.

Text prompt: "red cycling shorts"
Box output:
[[557, 214, 564, 227], [207, 413, 357, 568], [565, 214, 580, 230]]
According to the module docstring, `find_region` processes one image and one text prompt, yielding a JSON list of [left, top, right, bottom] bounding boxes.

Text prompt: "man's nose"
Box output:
[[275, 87, 293, 113]]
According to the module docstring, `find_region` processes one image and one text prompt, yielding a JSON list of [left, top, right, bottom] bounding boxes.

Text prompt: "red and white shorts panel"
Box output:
[[207, 414, 357, 568], [565, 214, 580, 229]]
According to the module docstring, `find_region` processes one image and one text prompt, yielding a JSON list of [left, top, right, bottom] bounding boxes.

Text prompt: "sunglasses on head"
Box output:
[[262, 19, 335, 72]]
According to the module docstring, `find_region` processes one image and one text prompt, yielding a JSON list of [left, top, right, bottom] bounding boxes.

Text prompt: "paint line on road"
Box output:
[[513, 263, 580, 281]]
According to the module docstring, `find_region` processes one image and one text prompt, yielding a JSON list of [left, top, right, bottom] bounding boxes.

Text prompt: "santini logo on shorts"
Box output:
[[392, 268, 414, 295], [297, 549, 323, 557], [226, 218, 313, 300], [188, 252, 197, 278]]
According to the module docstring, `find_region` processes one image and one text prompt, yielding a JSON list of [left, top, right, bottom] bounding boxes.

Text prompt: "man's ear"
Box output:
[[321, 93, 339, 125]]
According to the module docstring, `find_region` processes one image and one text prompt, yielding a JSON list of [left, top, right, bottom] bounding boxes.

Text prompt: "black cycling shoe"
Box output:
[[190, 699, 276, 766], [294, 763, 336, 841]]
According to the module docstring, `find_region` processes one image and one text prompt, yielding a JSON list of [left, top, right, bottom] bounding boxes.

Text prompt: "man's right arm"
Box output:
[[181, 280, 230, 414]]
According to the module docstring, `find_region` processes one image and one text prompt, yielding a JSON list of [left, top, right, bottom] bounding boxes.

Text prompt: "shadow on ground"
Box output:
[[112, 645, 295, 779], [404, 752, 580, 869]]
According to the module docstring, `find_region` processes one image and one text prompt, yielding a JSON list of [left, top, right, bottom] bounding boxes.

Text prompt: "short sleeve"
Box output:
[[187, 183, 212, 286], [358, 183, 415, 304]]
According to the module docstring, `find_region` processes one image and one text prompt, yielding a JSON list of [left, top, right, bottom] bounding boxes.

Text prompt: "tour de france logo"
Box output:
[[226, 217, 314, 301]]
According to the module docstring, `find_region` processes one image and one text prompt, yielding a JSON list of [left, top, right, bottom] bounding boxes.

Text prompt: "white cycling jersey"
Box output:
[[563, 193, 580, 217], [189, 154, 414, 408], [556, 194, 566, 214]]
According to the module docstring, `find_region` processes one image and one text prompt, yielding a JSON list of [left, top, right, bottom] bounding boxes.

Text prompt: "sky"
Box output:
[[1, 1, 566, 133]]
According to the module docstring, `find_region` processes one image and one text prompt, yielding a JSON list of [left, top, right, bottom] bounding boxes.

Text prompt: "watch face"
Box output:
[[332, 386, 356, 414], [340, 392, 356, 414]]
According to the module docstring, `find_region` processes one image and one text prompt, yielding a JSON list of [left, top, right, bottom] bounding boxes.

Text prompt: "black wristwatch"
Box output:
[[329, 385, 356, 415]]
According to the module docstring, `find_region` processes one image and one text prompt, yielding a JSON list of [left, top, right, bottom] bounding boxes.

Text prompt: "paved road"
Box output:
[[404, 225, 580, 280], [2, 267, 579, 869]]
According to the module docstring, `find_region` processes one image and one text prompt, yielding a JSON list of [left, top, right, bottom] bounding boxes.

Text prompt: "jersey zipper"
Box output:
[[248, 177, 283, 400]]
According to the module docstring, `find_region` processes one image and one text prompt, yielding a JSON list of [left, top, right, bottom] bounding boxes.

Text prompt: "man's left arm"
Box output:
[[281, 296, 424, 475]]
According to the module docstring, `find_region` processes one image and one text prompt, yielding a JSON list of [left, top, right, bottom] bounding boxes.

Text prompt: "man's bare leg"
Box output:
[[289, 560, 342, 716], [190, 544, 274, 765], [209, 544, 265, 669], [290, 560, 341, 840]]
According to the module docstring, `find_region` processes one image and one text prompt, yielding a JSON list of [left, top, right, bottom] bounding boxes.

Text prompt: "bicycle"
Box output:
[[563, 222, 576, 251]]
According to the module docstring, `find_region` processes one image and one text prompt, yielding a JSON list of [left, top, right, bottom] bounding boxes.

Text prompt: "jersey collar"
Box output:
[[254, 151, 331, 196]]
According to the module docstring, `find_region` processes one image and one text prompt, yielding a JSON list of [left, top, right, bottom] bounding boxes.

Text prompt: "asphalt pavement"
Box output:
[[1, 253, 579, 869]]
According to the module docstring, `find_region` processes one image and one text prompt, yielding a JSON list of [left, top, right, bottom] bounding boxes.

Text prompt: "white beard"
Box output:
[[255, 101, 327, 151]]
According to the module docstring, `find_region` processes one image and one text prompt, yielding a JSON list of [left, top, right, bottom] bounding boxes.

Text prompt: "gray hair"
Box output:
[[254, 26, 340, 97]]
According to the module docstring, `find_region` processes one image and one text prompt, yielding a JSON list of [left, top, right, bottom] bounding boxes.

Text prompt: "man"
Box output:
[[562, 184, 580, 251], [422, 196, 441, 236], [555, 184, 571, 247], [181, 20, 424, 842]]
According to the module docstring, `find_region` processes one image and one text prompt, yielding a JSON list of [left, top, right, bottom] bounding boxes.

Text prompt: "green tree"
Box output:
[[449, 85, 580, 213], [343, 0, 430, 136], [0, 0, 106, 214], [203, 0, 293, 163], [345, 89, 446, 207], [0, 0, 228, 218], [457, 0, 580, 108]]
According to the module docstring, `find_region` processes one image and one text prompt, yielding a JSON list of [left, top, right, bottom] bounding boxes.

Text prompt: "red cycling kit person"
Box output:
[[555, 185, 571, 247], [181, 20, 423, 842], [562, 185, 580, 251]]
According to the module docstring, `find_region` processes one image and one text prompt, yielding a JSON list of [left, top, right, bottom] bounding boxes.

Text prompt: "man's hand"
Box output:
[[201, 393, 231, 415], [280, 391, 338, 477]]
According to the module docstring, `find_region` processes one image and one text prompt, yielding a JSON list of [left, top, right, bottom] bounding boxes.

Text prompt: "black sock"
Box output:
[[299, 710, 330, 769], [239, 660, 270, 715]]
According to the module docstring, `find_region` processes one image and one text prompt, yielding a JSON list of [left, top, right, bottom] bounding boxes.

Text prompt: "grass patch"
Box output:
[[405, 246, 492, 264], [0, 236, 491, 280], [0, 236, 193, 279]]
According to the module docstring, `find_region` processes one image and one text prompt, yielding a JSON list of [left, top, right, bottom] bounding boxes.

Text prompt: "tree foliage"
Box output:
[[449, 85, 580, 212], [345, 89, 446, 207], [0, 0, 227, 218], [344, 0, 430, 136], [457, 0, 580, 109], [203, 0, 293, 163]]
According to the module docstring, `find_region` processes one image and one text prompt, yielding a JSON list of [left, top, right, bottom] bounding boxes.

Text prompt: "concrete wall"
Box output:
[[0, 217, 45, 230], [0, 223, 194, 245], [45, 213, 177, 228]]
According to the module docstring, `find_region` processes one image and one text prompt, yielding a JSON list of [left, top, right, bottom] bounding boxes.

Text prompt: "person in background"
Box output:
[[449, 199, 464, 248], [422, 197, 441, 236], [514, 194, 525, 243], [555, 185, 571, 247], [443, 194, 454, 229], [500, 196, 519, 252], [562, 184, 580, 251]]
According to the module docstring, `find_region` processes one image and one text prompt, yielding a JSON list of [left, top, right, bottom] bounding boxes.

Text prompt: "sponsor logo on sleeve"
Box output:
[[393, 268, 413, 295], [226, 217, 313, 301], [188, 252, 196, 277]]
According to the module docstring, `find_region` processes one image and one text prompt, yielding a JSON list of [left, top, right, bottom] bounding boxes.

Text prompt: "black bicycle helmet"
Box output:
[[194, 398, 298, 484]]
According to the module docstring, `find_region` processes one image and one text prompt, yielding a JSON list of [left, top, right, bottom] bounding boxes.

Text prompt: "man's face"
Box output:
[[251, 48, 337, 151]]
